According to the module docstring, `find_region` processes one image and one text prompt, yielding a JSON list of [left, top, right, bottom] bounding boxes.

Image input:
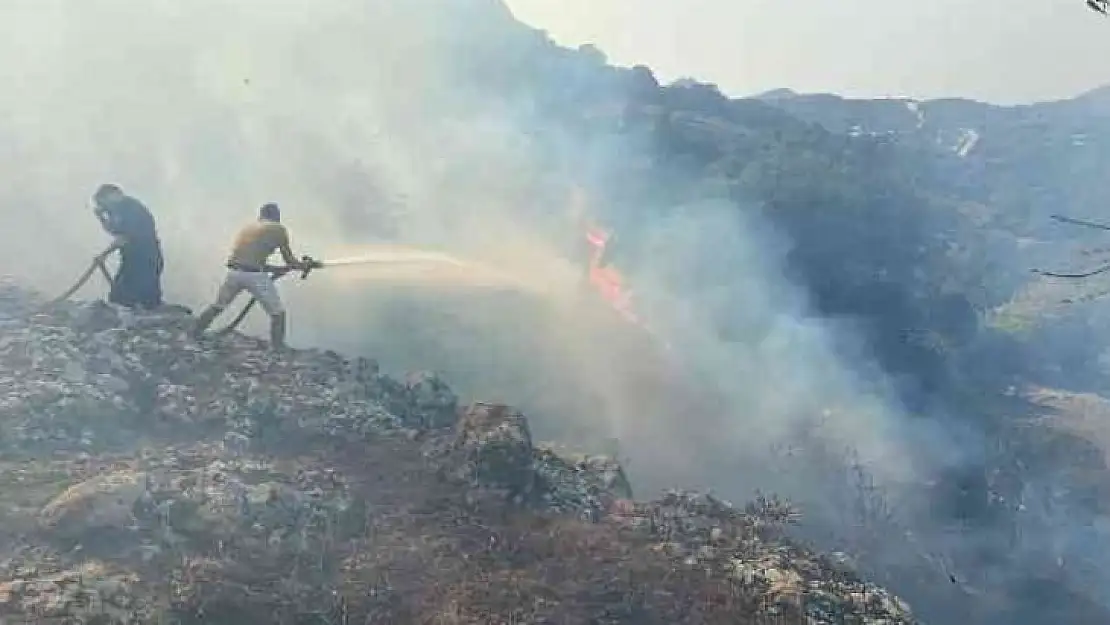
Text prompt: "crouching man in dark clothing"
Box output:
[[91, 183, 165, 310]]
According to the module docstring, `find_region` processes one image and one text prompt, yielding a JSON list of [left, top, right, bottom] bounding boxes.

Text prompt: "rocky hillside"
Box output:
[[0, 281, 915, 624], [755, 85, 1110, 239]]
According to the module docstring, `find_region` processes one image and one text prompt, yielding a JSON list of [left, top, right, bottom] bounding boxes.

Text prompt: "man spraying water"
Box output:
[[191, 202, 314, 350]]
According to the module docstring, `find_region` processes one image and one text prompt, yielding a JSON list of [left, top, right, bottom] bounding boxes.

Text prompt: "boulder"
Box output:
[[437, 403, 637, 520], [450, 402, 537, 503], [533, 446, 634, 521], [39, 470, 150, 537], [402, 371, 458, 429]]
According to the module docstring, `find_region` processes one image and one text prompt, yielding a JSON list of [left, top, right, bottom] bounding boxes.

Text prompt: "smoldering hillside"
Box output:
[[0, 0, 913, 507], [1, 1, 1108, 623], [0, 0, 896, 487]]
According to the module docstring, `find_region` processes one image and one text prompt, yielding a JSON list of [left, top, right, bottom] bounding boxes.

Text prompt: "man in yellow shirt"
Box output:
[[190, 203, 309, 349]]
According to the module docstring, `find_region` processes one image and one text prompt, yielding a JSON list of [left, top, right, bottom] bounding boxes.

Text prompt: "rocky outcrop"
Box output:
[[438, 402, 540, 503], [429, 402, 635, 521], [39, 470, 151, 536], [0, 282, 917, 624], [612, 492, 913, 624], [0, 280, 451, 455]]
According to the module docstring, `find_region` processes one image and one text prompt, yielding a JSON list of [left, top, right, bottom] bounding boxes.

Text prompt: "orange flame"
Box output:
[[585, 225, 640, 325]]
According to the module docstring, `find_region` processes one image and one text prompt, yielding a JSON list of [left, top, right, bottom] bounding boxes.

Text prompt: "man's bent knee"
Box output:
[[259, 299, 285, 317]]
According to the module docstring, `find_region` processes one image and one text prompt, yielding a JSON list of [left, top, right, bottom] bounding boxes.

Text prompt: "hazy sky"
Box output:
[[505, 0, 1108, 104]]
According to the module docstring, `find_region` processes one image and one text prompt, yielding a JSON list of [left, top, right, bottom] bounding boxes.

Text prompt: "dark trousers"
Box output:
[[110, 240, 164, 309]]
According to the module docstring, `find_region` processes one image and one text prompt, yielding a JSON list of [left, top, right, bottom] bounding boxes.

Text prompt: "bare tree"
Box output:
[[1090, 0, 1108, 15]]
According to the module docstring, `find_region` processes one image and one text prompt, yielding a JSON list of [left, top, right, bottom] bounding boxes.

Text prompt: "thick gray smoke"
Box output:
[[0, 0, 912, 474], [0, 1, 1102, 622]]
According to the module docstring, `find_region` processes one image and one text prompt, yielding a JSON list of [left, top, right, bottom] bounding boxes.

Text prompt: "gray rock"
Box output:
[[402, 371, 458, 429], [39, 470, 150, 536], [450, 402, 538, 501]]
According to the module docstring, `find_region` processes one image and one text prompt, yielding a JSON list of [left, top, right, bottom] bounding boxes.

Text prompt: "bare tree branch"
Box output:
[[1051, 214, 1110, 231], [1033, 264, 1110, 279]]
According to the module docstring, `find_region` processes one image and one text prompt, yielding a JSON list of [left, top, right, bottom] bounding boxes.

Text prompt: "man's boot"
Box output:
[[269, 312, 287, 350], [191, 305, 222, 339]]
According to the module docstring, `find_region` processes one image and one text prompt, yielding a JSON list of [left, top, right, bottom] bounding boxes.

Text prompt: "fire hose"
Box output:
[[46, 247, 474, 330], [46, 256, 115, 308]]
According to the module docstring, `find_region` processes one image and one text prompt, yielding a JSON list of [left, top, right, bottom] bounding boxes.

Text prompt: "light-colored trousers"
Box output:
[[213, 269, 285, 316]]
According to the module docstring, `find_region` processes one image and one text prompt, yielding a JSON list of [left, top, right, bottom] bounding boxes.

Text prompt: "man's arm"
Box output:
[[277, 228, 303, 269], [91, 202, 128, 262], [95, 235, 127, 262]]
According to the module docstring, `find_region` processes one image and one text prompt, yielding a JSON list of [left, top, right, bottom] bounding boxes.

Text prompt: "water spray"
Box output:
[[215, 245, 546, 336], [320, 249, 468, 268]]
